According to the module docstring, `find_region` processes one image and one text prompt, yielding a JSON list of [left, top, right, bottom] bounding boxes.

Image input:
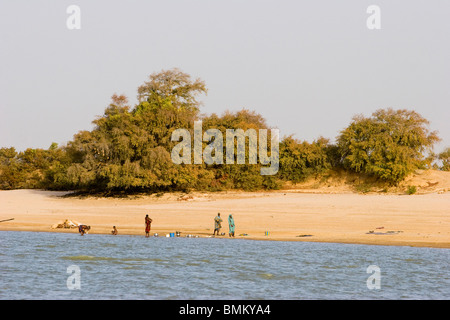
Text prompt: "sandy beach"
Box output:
[[1, 171, 449, 248]]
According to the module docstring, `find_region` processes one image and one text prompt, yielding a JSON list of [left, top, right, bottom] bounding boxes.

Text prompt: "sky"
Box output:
[[1, 0, 449, 153]]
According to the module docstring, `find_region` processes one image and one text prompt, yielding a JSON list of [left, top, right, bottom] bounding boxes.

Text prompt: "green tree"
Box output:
[[438, 147, 450, 171], [137, 68, 207, 112], [59, 69, 208, 192], [0, 144, 71, 190], [279, 136, 331, 182], [0, 147, 21, 189], [201, 109, 281, 191], [337, 108, 440, 184]]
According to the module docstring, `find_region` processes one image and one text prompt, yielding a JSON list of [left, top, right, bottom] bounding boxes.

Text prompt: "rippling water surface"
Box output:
[[1, 231, 449, 299]]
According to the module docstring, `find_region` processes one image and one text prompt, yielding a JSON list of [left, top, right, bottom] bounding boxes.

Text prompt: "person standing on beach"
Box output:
[[145, 214, 153, 237], [228, 214, 235, 238], [213, 213, 223, 236]]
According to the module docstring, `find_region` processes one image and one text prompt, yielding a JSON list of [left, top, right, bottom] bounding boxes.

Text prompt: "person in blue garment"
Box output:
[[228, 214, 235, 238]]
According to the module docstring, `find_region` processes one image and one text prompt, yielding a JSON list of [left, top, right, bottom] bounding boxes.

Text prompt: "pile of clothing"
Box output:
[[51, 219, 81, 229]]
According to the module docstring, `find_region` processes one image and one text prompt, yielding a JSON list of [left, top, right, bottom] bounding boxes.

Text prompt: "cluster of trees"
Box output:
[[0, 69, 447, 193], [0, 144, 70, 190]]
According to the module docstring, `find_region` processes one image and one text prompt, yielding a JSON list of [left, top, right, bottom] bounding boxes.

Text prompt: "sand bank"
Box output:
[[1, 188, 449, 248]]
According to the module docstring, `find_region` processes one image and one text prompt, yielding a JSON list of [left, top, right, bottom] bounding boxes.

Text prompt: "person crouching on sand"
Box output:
[[111, 226, 118, 235], [78, 225, 90, 236], [145, 214, 153, 237]]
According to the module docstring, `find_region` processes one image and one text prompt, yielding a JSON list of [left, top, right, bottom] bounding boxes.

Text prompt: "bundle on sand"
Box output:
[[51, 219, 82, 229]]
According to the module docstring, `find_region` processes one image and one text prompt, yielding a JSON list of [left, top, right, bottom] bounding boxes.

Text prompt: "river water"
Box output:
[[1, 231, 449, 299]]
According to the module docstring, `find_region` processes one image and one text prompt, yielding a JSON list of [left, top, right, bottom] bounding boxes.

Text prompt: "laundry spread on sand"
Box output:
[[366, 230, 403, 235], [51, 219, 82, 229]]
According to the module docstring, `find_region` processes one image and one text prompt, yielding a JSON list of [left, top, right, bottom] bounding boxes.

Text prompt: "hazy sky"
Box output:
[[1, 0, 449, 152]]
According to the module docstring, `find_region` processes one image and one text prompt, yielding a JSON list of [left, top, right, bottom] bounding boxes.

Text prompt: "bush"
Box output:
[[337, 108, 439, 184], [279, 136, 331, 182], [406, 185, 417, 195]]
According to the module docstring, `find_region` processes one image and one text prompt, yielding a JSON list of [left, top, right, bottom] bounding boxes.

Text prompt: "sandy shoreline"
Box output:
[[1, 188, 449, 248]]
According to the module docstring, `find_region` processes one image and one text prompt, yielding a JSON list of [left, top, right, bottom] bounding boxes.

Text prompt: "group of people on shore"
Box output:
[[79, 213, 236, 237], [213, 213, 235, 237], [142, 212, 236, 238]]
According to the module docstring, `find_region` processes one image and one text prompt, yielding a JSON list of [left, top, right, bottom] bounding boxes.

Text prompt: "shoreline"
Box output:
[[2, 228, 450, 249], [1, 189, 449, 249]]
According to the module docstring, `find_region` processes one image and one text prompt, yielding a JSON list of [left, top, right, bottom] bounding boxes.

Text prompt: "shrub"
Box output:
[[406, 185, 417, 195]]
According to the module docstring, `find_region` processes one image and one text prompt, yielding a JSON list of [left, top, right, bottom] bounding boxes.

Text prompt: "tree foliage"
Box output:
[[0, 69, 442, 192], [336, 108, 440, 184], [279, 136, 332, 182], [137, 68, 207, 112], [61, 69, 207, 192], [438, 147, 450, 171], [0, 145, 70, 190], [201, 109, 280, 191]]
